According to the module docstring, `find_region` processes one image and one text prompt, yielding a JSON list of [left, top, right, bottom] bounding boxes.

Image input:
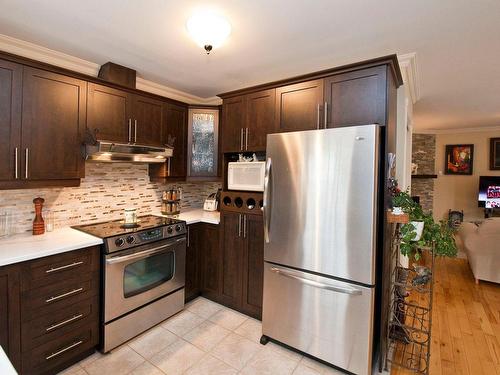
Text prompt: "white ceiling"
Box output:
[[0, 0, 499, 131]]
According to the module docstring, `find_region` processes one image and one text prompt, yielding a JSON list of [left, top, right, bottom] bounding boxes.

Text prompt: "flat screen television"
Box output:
[[478, 176, 500, 208]]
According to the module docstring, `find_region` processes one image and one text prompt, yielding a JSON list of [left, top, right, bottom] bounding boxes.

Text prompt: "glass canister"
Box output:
[[0, 211, 12, 238], [45, 210, 55, 232]]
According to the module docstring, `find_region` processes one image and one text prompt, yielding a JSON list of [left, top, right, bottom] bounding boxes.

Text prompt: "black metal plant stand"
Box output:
[[385, 221, 435, 375]]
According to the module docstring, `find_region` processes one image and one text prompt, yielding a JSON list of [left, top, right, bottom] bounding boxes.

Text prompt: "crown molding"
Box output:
[[415, 125, 500, 134], [0, 33, 222, 105], [398, 52, 420, 104]]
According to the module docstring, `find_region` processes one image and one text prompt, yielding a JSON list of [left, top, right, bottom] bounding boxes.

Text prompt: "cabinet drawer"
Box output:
[[22, 323, 98, 375], [22, 296, 99, 351], [22, 273, 99, 321], [21, 246, 100, 291]]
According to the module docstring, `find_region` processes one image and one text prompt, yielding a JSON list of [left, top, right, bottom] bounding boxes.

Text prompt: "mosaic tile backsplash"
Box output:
[[0, 163, 221, 234]]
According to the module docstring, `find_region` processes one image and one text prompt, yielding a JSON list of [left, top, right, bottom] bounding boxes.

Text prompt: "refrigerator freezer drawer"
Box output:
[[262, 262, 374, 375]]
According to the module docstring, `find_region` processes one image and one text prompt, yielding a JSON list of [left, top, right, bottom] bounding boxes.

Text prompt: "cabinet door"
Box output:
[[87, 83, 132, 143], [246, 89, 275, 151], [241, 214, 264, 319], [0, 265, 21, 371], [185, 224, 200, 302], [132, 94, 164, 146], [0, 60, 22, 183], [21, 68, 86, 180], [165, 103, 187, 178], [324, 66, 387, 128], [221, 95, 246, 152], [219, 212, 245, 309], [199, 224, 222, 301], [275, 79, 324, 132]]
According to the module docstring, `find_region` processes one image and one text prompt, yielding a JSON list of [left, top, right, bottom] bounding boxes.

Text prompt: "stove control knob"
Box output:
[[167, 226, 173, 234], [115, 238, 125, 247], [126, 235, 135, 244], [175, 225, 182, 232]]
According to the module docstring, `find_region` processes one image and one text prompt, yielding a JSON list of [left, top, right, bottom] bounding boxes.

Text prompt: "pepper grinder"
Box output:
[[32, 197, 45, 235]]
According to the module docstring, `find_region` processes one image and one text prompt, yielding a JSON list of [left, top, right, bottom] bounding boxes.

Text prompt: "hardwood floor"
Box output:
[[391, 257, 500, 375]]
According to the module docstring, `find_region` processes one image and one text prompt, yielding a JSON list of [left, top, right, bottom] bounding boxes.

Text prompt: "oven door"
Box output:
[[104, 236, 186, 322]]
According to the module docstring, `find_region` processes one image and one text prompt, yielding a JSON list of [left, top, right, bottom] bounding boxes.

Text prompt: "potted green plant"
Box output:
[[393, 190, 458, 260]]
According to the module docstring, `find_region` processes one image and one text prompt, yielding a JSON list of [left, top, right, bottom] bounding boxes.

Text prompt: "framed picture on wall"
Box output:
[[490, 138, 500, 170], [444, 144, 474, 175]]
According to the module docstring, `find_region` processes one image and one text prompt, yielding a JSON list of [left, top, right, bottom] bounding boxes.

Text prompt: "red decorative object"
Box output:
[[32, 197, 45, 235]]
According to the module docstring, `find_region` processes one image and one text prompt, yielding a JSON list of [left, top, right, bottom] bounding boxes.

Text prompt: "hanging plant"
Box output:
[[393, 190, 458, 260]]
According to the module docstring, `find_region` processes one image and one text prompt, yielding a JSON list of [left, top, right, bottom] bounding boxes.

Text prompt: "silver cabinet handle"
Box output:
[[128, 118, 132, 143], [240, 128, 244, 151], [46, 314, 84, 332], [167, 158, 171, 176], [187, 226, 190, 247], [46, 261, 84, 274], [238, 214, 242, 237], [245, 128, 249, 150], [45, 340, 83, 360], [45, 287, 84, 303], [134, 119, 138, 143], [25, 148, 29, 179], [14, 147, 19, 179], [263, 157, 272, 243], [324, 102, 328, 129], [270, 267, 362, 295], [243, 215, 247, 238], [316, 104, 320, 129]]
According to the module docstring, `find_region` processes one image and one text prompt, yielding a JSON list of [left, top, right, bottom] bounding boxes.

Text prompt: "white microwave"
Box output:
[[227, 162, 266, 192]]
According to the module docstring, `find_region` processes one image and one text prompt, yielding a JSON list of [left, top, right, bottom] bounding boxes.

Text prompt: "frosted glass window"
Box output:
[[188, 109, 219, 177]]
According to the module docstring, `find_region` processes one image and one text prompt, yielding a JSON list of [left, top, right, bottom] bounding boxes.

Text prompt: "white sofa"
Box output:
[[459, 218, 500, 284]]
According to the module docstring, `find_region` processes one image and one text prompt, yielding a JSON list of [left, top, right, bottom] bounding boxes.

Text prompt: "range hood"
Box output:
[[85, 141, 173, 163]]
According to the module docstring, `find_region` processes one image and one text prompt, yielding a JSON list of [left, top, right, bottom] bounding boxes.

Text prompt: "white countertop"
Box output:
[[155, 208, 220, 225], [0, 209, 218, 267], [0, 346, 17, 375], [0, 227, 103, 267]]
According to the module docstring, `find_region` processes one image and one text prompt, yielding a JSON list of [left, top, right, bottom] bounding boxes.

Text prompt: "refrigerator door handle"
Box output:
[[263, 157, 272, 243], [270, 267, 363, 295]]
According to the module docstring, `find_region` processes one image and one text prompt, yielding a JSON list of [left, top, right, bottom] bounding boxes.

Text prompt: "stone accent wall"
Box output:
[[0, 163, 221, 234], [411, 134, 436, 213]]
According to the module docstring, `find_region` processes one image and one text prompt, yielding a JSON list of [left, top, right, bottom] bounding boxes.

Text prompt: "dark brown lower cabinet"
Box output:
[[218, 211, 264, 319], [185, 223, 222, 304], [185, 224, 201, 302], [0, 264, 21, 372], [198, 224, 222, 303], [0, 246, 100, 375]]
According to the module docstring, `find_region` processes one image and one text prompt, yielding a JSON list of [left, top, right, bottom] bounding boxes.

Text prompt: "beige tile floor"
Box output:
[[59, 297, 344, 375]]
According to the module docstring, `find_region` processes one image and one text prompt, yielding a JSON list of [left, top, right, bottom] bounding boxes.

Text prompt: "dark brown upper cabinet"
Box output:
[[275, 79, 324, 132], [21, 67, 86, 181], [165, 103, 187, 178], [87, 83, 132, 143], [221, 89, 276, 152], [324, 65, 388, 128], [132, 94, 164, 146], [149, 103, 188, 181], [246, 89, 275, 151], [0, 60, 22, 184], [221, 95, 246, 152]]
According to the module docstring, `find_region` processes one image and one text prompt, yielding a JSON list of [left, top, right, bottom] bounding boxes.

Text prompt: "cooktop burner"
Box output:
[[72, 215, 184, 239]]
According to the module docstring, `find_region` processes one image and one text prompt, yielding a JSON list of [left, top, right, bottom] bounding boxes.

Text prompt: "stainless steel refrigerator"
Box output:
[[262, 124, 381, 375]]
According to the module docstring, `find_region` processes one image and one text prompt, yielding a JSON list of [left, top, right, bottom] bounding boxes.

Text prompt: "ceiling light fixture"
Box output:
[[186, 10, 231, 54]]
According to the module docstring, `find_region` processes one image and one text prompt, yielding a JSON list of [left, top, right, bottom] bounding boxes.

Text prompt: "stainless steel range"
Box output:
[[73, 215, 186, 352]]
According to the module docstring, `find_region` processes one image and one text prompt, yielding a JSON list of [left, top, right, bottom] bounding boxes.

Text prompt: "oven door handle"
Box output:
[[106, 237, 185, 265]]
